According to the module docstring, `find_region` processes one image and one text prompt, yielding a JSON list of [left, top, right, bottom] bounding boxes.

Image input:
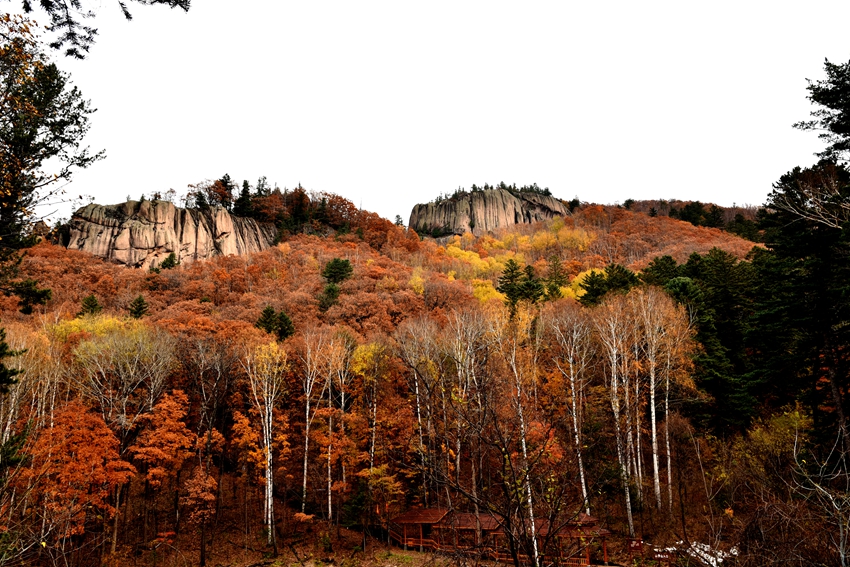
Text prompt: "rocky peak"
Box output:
[[408, 188, 570, 237], [66, 200, 277, 269]]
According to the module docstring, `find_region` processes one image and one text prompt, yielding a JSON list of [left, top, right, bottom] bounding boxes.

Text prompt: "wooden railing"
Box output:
[[386, 530, 591, 566]]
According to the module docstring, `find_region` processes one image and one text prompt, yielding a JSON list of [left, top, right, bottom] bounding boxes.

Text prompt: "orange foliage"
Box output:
[[19, 400, 135, 538], [130, 390, 196, 489]]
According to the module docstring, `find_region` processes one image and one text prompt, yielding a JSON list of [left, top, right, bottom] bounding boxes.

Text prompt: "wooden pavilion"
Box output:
[[389, 508, 610, 565]]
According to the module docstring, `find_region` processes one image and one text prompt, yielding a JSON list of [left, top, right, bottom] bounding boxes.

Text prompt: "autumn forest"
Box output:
[[3, 5, 850, 567]]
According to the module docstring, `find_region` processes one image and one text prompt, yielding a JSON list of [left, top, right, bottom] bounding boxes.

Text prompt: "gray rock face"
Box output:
[[409, 189, 570, 237], [67, 200, 277, 269]]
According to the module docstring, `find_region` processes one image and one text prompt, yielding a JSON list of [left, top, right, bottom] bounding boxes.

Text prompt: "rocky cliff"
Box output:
[[67, 200, 277, 269], [408, 189, 570, 237]]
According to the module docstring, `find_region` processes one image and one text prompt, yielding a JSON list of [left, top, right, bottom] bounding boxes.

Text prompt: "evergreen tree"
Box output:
[[159, 252, 179, 270], [579, 264, 638, 306], [604, 263, 639, 293], [640, 255, 681, 287], [752, 163, 850, 446], [256, 306, 278, 334], [318, 283, 341, 312], [545, 256, 568, 299], [794, 58, 850, 161], [704, 205, 725, 228], [678, 248, 757, 433], [322, 258, 353, 284], [0, 329, 21, 394], [256, 306, 296, 341], [497, 258, 525, 315], [276, 311, 295, 341], [519, 265, 544, 304], [78, 294, 102, 317], [578, 270, 608, 306], [128, 295, 149, 319], [233, 180, 253, 217]]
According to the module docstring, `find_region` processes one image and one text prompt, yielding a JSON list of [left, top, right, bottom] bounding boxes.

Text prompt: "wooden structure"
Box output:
[[389, 508, 610, 565]]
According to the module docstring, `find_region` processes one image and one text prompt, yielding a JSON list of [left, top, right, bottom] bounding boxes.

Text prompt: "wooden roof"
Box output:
[[392, 508, 449, 524], [435, 511, 502, 531]]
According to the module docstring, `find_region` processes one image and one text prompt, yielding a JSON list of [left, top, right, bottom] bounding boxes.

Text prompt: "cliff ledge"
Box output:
[[408, 189, 570, 237], [67, 200, 277, 269]]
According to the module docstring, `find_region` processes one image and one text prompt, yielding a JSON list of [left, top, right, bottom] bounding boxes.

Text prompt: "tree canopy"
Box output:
[[795, 58, 850, 162], [20, 0, 191, 58]]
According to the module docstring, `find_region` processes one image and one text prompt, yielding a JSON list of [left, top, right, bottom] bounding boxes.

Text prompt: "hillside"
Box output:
[[0, 192, 838, 567]]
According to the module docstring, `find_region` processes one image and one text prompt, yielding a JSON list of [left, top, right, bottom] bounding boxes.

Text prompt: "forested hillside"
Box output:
[[2, 6, 850, 567], [0, 181, 843, 567]]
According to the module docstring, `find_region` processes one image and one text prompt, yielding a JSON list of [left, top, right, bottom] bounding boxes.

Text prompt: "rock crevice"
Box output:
[[67, 200, 277, 269], [408, 189, 570, 237]]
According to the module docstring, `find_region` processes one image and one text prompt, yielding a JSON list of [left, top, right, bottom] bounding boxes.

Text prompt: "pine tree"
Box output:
[[233, 180, 253, 217], [0, 328, 21, 394], [520, 265, 544, 304], [276, 312, 295, 341], [159, 253, 179, 270], [318, 283, 341, 312], [322, 258, 353, 284], [578, 271, 608, 306], [256, 306, 278, 335], [497, 258, 524, 315], [256, 306, 296, 341], [78, 294, 102, 317], [545, 256, 568, 299], [128, 295, 149, 319]]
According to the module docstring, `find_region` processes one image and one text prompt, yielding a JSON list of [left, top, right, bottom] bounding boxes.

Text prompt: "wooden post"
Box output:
[[403, 524, 407, 551], [585, 541, 591, 566], [603, 539, 609, 564], [419, 524, 423, 552]]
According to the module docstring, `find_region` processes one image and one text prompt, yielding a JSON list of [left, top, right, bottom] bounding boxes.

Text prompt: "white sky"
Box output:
[[24, 1, 850, 223]]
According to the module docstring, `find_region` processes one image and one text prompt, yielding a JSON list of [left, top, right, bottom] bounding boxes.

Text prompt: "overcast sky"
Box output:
[[26, 1, 850, 223]]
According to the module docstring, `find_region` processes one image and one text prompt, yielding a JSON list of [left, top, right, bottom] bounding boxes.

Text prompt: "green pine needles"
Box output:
[[256, 306, 295, 341]]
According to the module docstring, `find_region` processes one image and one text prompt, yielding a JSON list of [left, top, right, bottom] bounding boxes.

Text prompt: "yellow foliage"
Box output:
[[447, 271, 456, 281], [408, 267, 425, 295], [530, 230, 557, 251], [471, 279, 505, 304], [252, 341, 289, 376], [443, 239, 512, 279], [351, 342, 383, 377], [557, 227, 594, 251], [549, 216, 566, 233], [560, 286, 578, 300], [51, 315, 139, 343]]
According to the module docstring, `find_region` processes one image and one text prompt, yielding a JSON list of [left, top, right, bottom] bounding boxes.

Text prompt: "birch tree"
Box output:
[[242, 341, 288, 549], [545, 300, 594, 515], [297, 328, 330, 512], [592, 294, 635, 536]]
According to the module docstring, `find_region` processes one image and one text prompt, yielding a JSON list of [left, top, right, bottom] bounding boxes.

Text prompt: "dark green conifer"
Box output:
[[322, 258, 353, 284], [128, 295, 149, 319], [0, 329, 21, 394], [159, 252, 179, 270], [78, 294, 102, 317]]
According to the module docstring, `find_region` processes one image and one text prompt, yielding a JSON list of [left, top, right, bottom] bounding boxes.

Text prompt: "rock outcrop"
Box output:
[[408, 189, 570, 237], [67, 200, 277, 269]]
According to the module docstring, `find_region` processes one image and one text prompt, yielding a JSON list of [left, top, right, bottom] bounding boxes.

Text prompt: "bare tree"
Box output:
[[242, 341, 288, 550], [545, 300, 594, 515]]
